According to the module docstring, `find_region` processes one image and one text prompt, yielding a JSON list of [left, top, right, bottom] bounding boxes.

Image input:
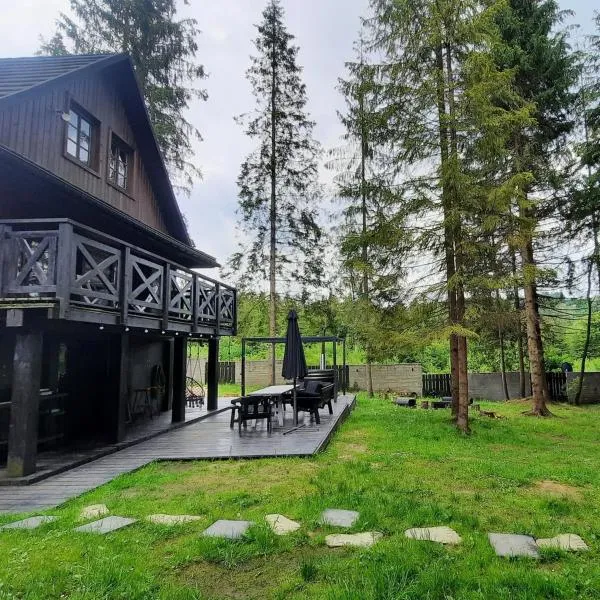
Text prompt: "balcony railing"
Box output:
[[0, 219, 236, 336]]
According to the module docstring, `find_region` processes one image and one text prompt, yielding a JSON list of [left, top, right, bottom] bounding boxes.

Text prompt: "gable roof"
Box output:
[[0, 54, 115, 99], [0, 53, 197, 254]]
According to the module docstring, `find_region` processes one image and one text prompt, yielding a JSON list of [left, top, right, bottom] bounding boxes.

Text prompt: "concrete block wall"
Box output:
[[468, 372, 532, 401], [347, 364, 422, 395], [233, 361, 422, 395], [566, 372, 600, 404]]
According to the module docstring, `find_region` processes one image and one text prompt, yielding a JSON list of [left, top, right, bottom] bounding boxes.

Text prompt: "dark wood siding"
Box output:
[[0, 73, 169, 235]]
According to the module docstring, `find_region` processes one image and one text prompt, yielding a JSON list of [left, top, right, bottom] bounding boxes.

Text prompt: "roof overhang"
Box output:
[[0, 144, 218, 269]]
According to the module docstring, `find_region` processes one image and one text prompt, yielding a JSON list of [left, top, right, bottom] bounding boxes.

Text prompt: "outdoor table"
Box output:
[[248, 384, 297, 427]]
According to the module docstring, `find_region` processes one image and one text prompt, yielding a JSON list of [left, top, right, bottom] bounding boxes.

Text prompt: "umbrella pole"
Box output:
[[294, 377, 297, 426], [283, 377, 306, 435]]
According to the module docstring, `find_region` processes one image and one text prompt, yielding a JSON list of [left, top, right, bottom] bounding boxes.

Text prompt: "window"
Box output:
[[108, 134, 133, 192], [66, 107, 94, 166]]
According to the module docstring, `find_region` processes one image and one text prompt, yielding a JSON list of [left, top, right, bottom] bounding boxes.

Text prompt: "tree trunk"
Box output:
[[456, 285, 469, 433], [575, 258, 594, 405], [511, 250, 526, 397], [359, 80, 374, 398], [496, 289, 510, 400], [445, 41, 464, 424], [269, 31, 277, 386], [520, 236, 551, 415], [434, 44, 459, 415], [499, 326, 510, 401]]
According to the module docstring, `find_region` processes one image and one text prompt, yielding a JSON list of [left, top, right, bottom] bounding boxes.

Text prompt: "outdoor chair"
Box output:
[[285, 381, 335, 425], [230, 395, 273, 434]]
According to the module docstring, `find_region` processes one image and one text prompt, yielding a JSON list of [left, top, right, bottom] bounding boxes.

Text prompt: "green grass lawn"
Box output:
[[1, 397, 600, 599]]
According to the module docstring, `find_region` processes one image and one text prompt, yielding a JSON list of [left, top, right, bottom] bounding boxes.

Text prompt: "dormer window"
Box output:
[[108, 134, 133, 192], [65, 102, 100, 171], [66, 104, 97, 168]]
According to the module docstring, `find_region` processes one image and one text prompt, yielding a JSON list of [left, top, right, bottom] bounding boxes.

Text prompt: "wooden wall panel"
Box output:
[[0, 74, 169, 236]]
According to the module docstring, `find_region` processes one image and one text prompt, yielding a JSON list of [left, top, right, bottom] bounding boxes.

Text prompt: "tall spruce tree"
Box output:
[[367, 0, 534, 432], [331, 43, 408, 397], [231, 0, 322, 382], [39, 0, 206, 190], [494, 0, 580, 416]]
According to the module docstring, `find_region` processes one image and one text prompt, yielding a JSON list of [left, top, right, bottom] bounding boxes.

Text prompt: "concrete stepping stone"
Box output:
[[320, 509, 359, 528], [488, 533, 539, 558], [1, 516, 57, 530], [536, 534, 589, 552], [80, 504, 109, 520], [74, 516, 137, 534], [202, 519, 254, 539], [326, 531, 383, 548], [265, 514, 300, 535], [405, 526, 462, 545], [147, 514, 202, 525]]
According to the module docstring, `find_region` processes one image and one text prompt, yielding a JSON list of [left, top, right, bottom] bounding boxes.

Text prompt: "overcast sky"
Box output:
[[0, 0, 597, 284]]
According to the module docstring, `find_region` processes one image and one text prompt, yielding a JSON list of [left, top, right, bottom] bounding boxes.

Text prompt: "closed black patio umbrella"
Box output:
[[282, 309, 307, 426]]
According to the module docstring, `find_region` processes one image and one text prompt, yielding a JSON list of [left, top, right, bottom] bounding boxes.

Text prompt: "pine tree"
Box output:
[[230, 0, 322, 382], [493, 0, 580, 415], [39, 0, 206, 190], [331, 43, 408, 397]]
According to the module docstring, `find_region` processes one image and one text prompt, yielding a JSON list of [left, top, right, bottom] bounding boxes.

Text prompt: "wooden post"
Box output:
[[108, 332, 129, 443], [342, 337, 347, 394], [162, 263, 170, 331], [163, 339, 174, 411], [0, 224, 8, 297], [6, 331, 43, 477], [56, 222, 73, 319], [120, 247, 131, 326], [241, 338, 246, 397], [172, 337, 187, 423], [207, 336, 219, 411], [332, 340, 338, 401]]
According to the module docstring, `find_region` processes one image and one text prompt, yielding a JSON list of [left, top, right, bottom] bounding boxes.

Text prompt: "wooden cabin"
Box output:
[[0, 54, 236, 478]]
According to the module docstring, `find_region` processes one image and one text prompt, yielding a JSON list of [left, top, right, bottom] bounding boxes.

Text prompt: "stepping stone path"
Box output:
[[202, 519, 253, 539], [147, 514, 202, 525], [536, 534, 589, 552], [320, 509, 359, 528], [326, 531, 383, 548], [80, 504, 109, 520], [488, 533, 539, 558], [1, 516, 57, 530], [405, 526, 462, 545], [74, 516, 137, 534], [265, 514, 300, 535]]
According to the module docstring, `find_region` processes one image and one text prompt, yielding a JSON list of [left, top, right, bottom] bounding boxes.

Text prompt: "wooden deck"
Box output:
[[0, 394, 355, 513]]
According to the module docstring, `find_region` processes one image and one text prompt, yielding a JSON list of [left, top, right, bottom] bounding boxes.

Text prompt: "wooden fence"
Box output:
[[205, 362, 236, 385], [422, 374, 452, 397], [422, 372, 568, 401]]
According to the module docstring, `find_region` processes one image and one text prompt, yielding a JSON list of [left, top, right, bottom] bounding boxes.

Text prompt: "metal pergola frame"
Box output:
[[240, 335, 347, 397]]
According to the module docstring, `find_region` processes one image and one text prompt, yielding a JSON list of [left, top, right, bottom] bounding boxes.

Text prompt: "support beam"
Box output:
[[241, 338, 246, 397], [172, 337, 187, 423], [108, 332, 129, 443], [6, 331, 43, 477], [163, 339, 174, 412], [207, 337, 219, 411]]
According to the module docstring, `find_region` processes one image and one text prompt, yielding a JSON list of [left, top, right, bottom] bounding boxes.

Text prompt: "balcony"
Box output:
[[0, 219, 236, 337]]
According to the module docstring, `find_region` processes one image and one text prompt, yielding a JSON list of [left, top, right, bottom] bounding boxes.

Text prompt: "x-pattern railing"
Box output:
[[0, 220, 236, 335]]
